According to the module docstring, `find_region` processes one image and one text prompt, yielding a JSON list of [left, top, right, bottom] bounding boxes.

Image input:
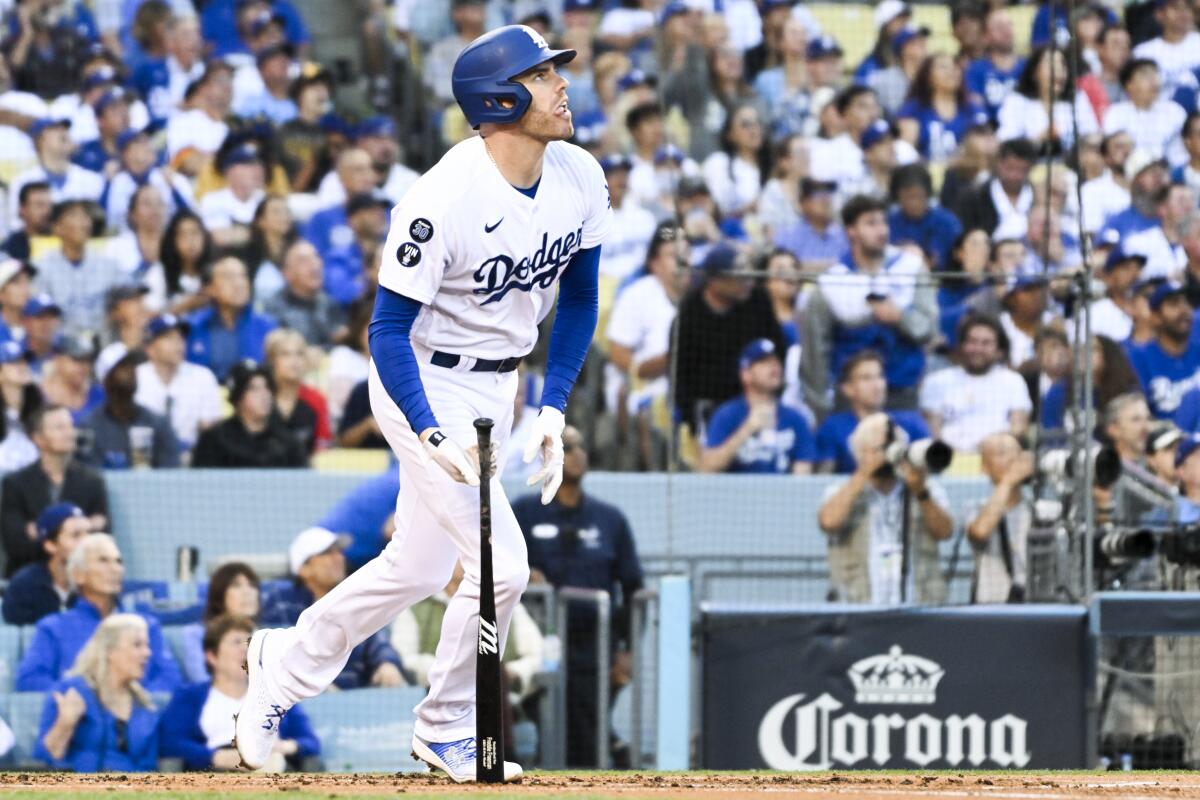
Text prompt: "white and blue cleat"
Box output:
[[233, 629, 291, 770], [411, 735, 523, 783]]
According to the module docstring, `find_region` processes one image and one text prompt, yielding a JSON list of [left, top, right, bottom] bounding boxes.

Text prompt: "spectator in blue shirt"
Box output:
[[773, 178, 848, 271], [1129, 281, 1200, 419], [72, 89, 130, 177], [964, 6, 1025, 120], [259, 527, 408, 689], [1100, 151, 1168, 242], [200, 0, 310, 59], [701, 338, 816, 474], [324, 194, 389, 307], [854, 0, 912, 84], [303, 149, 378, 261], [897, 54, 988, 162], [186, 255, 276, 380], [2, 503, 90, 626], [317, 469, 400, 572], [160, 615, 319, 771], [816, 350, 930, 473], [16, 533, 182, 692], [887, 163, 963, 271], [34, 613, 161, 773]]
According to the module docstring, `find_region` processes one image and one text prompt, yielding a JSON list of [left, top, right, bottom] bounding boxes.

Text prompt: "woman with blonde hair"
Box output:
[[34, 614, 161, 772], [264, 328, 330, 454]]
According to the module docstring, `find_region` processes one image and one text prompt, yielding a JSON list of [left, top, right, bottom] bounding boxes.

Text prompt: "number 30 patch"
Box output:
[[397, 242, 422, 267], [409, 218, 433, 243]]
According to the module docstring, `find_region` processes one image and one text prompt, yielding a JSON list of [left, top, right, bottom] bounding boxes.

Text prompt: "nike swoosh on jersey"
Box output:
[[484, 218, 504, 233]]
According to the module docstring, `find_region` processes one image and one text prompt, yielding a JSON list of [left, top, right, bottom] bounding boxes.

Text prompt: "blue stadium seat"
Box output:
[[0, 627, 20, 693], [7, 691, 47, 768], [299, 686, 429, 773]]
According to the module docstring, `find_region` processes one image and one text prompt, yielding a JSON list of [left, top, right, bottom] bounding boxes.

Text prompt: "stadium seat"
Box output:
[[159, 626, 192, 677], [1008, 3, 1036, 53], [6, 691, 46, 768], [808, 3, 875, 68], [0, 626, 20, 693], [299, 686, 430, 773], [312, 448, 392, 473]]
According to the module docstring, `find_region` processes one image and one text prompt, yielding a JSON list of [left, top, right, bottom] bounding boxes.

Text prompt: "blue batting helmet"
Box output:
[[452, 25, 576, 129]]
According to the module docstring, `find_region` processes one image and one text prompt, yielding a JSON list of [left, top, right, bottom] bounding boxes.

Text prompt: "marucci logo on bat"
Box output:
[[478, 617, 499, 655]]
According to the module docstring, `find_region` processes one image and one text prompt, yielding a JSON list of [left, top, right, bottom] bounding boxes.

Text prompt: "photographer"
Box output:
[[1174, 434, 1200, 525], [1100, 393, 1173, 529], [817, 413, 953, 605], [967, 433, 1034, 603], [1146, 422, 1182, 485]]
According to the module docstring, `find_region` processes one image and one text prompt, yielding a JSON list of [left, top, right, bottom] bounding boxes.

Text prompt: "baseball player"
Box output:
[[232, 25, 611, 782]]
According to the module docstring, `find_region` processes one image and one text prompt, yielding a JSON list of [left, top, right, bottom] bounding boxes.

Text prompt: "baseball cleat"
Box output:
[[233, 629, 291, 770], [411, 735, 523, 783]]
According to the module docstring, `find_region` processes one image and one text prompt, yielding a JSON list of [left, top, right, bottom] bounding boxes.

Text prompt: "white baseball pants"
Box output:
[[265, 356, 528, 743]]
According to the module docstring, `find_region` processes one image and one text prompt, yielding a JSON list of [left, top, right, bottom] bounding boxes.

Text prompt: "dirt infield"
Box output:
[[5, 771, 1200, 799]]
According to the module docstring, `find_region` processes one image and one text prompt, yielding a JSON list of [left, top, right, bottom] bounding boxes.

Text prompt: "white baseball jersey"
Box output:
[[378, 136, 613, 358]]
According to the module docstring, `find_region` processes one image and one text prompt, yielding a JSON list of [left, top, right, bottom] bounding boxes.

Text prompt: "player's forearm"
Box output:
[[540, 246, 601, 412], [368, 287, 440, 434]]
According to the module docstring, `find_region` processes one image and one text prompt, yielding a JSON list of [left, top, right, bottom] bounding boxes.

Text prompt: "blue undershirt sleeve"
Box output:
[[540, 245, 601, 413], [368, 287, 440, 434]]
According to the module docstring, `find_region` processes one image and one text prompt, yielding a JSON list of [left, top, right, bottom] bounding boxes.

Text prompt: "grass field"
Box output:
[[3, 770, 1200, 799]]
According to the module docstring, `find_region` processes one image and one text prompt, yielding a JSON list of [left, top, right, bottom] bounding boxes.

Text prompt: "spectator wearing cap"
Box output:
[[815, 350, 930, 474], [104, 131, 195, 236], [22, 294, 62, 376], [423, 0, 487, 105], [57, 65, 150, 148], [2, 182, 52, 262], [963, 6, 1025, 121], [131, 16, 205, 126], [94, 284, 152, 380], [0, 257, 36, 343], [17, 532, 181, 693], [199, 141, 266, 247], [773, 177, 847, 272], [185, 255, 276, 380], [39, 332, 104, 425], [1124, 183, 1192, 280], [919, 314, 1031, 453], [323, 194, 388, 308], [700, 338, 815, 474], [673, 244, 786, 432], [78, 352, 179, 470], [304, 148, 378, 260], [192, 359, 306, 467], [102, 186, 171, 312], [598, 154, 657, 285], [854, 0, 912, 84], [233, 41, 298, 124], [72, 89, 131, 178], [955, 137, 1037, 239], [0, 339, 42, 473], [277, 68, 337, 193], [868, 24, 929, 116], [134, 313, 222, 454], [1127, 280, 1200, 419], [1131, 0, 1200, 103], [1080, 132, 1134, 235], [999, 275, 1052, 368], [805, 35, 844, 92], [1, 405, 108, 577], [8, 120, 105, 232], [314, 116, 418, 208], [262, 239, 345, 347], [752, 16, 814, 139], [843, 118, 901, 201], [159, 614, 321, 772], [33, 200, 129, 339], [897, 55, 988, 163], [1104, 59, 1187, 165], [1146, 421, 1182, 483], [1, 502, 88, 625], [263, 328, 330, 455], [997, 46, 1099, 150], [165, 61, 233, 170], [1092, 247, 1149, 341], [887, 164, 963, 272], [802, 195, 937, 418], [200, 0, 310, 61], [260, 527, 407, 688], [1100, 149, 1169, 242]]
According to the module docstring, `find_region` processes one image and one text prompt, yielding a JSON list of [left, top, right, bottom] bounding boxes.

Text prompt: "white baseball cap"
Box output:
[[874, 0, 910, 30], [0, 258, 35, 288], [288, 527, 351, 575]]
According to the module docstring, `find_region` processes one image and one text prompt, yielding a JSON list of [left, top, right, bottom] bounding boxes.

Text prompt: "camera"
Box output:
[[1038, 444, 1121, 489], [884, 438, 953, 474], [1162, 523, 1200, 567], [1094, 526, 1155, 565]]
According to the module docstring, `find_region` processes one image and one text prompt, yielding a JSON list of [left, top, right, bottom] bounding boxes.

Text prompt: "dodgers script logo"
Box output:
[[473, 227, 583, 305]]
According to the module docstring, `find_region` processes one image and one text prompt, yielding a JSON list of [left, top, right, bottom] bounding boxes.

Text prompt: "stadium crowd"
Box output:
[[2, 0, 1200, 776]]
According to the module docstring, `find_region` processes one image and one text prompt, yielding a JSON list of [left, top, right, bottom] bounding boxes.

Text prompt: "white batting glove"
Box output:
[[522, 407, 565, 505], [421, 429, 480, 486]]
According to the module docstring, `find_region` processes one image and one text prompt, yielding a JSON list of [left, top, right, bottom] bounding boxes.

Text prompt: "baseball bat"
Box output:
[[473, 417, 504, 783]]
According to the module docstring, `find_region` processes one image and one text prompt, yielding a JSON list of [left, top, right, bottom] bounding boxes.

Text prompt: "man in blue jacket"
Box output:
[[259, 527, 410, 689], [186, 255, 276, 380], [1, 503, 91, 625], [16, 533, 182, 692]]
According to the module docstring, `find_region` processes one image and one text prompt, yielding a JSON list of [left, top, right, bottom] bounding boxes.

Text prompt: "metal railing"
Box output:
[[629, 587, 658, 769]]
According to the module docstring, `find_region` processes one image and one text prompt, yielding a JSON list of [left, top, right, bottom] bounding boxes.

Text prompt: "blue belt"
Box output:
[[430, 351, 522, 373]]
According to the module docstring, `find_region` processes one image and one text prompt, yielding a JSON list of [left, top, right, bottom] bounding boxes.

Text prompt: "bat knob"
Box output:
[[474, 418, 494, 432]]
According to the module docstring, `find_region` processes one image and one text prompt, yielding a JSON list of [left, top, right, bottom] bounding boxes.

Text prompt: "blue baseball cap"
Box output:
[[762, 0, 796, 10], [356, 115, 397, 140], [860, 118, 893, 150], [739, 338, 779, 370], [807, 35, 844, 60], [145, 313, 191, 343], [23, 293, 61, 317], [249, 9, 286, 37], [81, 66, 118, 93], [0, 341, 30, 365], [1104, 246, 1147, 272], [218, 141, 263, 172], [890, 25, 930, 55], [1147, 280, 1186, 311], [116, 128, 147, 153], [617, 69, 656, 92], [93, 87, 129, 115], [655, 143, 685, 164], [659, 1, 689, 23], [1176, 432, 1200, 467], [318, 113, 351, 136], [36, 503, 85, 541], [1005, 274, 1048, 296], [29, 118, 70, 140], [254, 41, 294, 66], [599, 153, 632, 173], [701, 243, 745, 276]]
